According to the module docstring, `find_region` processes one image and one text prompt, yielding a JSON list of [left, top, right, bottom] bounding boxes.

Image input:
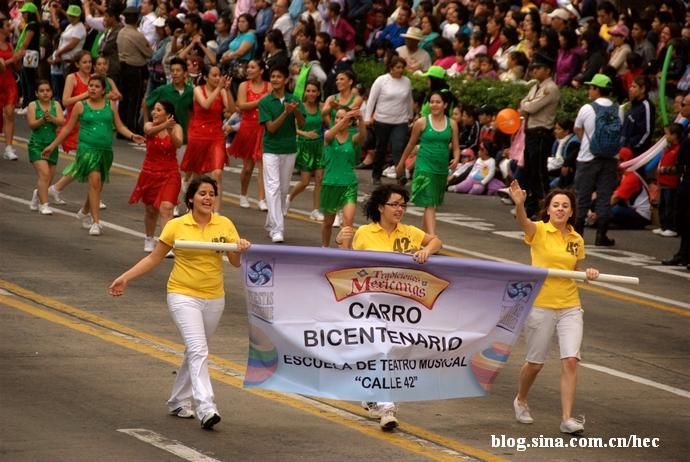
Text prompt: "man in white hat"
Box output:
[[396, 26, 431, 73], [547, 8, 570, 33]]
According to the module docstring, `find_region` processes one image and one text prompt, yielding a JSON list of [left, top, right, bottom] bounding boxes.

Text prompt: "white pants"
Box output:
[[166, 293, 225, 419], [262, 152, 296, 237]]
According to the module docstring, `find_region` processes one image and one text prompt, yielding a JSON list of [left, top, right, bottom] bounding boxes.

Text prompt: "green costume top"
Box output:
[[258, 91, 305, 154], [415, 115, 452, 175], [78, 101, 114, 151], [329, 93, 356, 127], [146, 83, 194, 143], [30, 101, 58, 146], [322, 132, 358, 186], [299, 106, 323, 140]]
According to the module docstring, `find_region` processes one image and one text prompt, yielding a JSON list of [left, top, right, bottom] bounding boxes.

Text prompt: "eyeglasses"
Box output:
[[385, 202, 408, 209]]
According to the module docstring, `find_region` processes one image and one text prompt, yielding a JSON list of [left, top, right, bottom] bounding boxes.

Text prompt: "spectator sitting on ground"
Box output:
[[610, 147, 652, 230]]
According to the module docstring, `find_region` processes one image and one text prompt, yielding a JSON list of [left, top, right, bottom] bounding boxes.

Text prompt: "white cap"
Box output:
[[153, 16, 166, 27]]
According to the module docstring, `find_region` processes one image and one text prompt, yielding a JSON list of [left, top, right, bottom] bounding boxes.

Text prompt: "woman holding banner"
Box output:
[[508, 180, 599, 434], [108, 176, 251, 430], [335, 184, 442, 430]]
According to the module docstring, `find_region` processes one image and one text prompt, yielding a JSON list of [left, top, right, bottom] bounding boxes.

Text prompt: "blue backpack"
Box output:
[[588, 101, 621, 158]]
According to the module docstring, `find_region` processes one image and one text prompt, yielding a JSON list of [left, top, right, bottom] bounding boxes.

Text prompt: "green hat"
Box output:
[[423, 65, 446, 79], [19, 2, 38, 14], [66, 4, 82, 17], [584, 73, 612, 89]]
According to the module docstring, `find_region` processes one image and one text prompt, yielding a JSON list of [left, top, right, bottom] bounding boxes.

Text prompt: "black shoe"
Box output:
[[373, 178, 382, 186], [355, 162, 373, 170], [595, 235, 615, 246], [397, 176, 408, 186], [201, 412, 221, 430], [661, 255, 688, 266]]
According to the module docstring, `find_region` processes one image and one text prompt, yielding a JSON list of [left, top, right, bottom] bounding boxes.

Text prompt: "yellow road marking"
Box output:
[[5, 137, 686, 318], [0, 279, 503, 462]]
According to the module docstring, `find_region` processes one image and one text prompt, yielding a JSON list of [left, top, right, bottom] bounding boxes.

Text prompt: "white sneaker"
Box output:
[[76, 209, 93, 229], [652, 228, 663, 235], [361, 401, 384, 418], [560, 415, 585, 434], [173, 205, 181, 217], [3, 145, 18, 160], [513, 397, 534, 424], [30, 189, 39, 211], [379, 407, 399, 430], [660, 229, 678, 237], [99, 200, 107, 210], [88, 222, 103, 236], [48, 185, 66, 205], [239, 195, 250, 208], [310, 209, 324, 222], [144, 236, 156, 252], [258, 199, 268, 211], [15, 107, 28, 115], [332, 212, 343, 228], [284, 195, 291, 215], [496, 187, 510, 198], [500, 197, 514, 205], [39, 203, 53, 215], [382, 165, 396, 179], [169, 406, 194, 419], [271, 232, 284, 243]]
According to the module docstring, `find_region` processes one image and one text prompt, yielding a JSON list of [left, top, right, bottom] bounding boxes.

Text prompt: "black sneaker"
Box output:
[[201, 412, 221, 430], [595, 235, 615, 247]]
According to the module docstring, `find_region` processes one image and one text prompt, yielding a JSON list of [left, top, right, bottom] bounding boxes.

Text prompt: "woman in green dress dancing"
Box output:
[[27, 80, 65, 215], [42, 75, 145, 236], [319, 106, 366, 248], [286, 80, 324, 222], [397, 91, 459, 236]]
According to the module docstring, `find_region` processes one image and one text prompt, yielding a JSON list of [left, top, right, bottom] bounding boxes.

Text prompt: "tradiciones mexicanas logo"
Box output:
[[246, 260, 274, 287], [325, 266, 449, 309]]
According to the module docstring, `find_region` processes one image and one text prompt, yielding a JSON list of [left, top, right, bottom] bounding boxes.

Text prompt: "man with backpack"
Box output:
[[573, 74, 621, 246]]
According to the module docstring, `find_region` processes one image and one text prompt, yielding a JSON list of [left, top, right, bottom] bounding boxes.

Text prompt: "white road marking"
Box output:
[[117, 429, 221, 462], [581, 363, 690, 398]]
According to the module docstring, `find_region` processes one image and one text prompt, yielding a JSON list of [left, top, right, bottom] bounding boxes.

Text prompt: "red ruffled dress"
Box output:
[[227, 81, 269, 162], [180, 86, 226, 174], [58, 72, 89, 153], [129, 131, 181, 208], [0, 45, 18, 109]]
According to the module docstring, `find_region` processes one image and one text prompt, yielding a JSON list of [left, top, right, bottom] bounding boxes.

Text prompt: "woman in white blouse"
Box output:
[[363, 55, 414, 185]]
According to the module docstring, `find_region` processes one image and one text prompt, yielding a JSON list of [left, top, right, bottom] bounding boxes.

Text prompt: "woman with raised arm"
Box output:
[[109, 176, 251, 431], [507, 180, 599, 435], [129, 100, 184, 253], [41, 75, 145, 236], [180, 65, 235, 212], [227, 58, 269, 210]]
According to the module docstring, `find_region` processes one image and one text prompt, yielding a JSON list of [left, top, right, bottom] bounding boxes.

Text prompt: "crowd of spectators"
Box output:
[[0, 0, 688, 266]]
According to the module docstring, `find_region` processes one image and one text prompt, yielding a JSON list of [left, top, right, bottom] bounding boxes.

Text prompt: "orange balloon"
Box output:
[[496, 108, 521, 135]]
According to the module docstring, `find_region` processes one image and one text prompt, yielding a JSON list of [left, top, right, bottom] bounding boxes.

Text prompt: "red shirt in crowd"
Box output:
[[658, 143, 680, 188]]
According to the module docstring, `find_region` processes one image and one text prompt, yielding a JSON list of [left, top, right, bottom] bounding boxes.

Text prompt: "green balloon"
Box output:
[[659, 44, 673, 126]]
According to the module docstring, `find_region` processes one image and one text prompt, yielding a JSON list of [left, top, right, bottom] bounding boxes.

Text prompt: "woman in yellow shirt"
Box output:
[[336, 184, 442, 430], [508, 180, 599, 434], [109, 176, 251, 430]]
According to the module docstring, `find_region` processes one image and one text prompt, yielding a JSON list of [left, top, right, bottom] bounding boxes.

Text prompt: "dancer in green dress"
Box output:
[[27, 80, 65, 215], [42, 75, 145, 236], [320, 106, 366, 248], [397, 91, 460, 236], [287, 80, 325, 222]]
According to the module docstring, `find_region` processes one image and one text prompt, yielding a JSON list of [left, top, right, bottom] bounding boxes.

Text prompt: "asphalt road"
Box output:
[[1, 119, 688, 462]]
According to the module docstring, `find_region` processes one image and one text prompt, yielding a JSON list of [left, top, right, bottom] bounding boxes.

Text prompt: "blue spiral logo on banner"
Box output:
[[504, 281, 533, 301], [247, 260, 274, 286]]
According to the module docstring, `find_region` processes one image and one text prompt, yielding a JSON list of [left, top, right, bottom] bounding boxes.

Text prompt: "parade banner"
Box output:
[[241, 245, 547, 402]]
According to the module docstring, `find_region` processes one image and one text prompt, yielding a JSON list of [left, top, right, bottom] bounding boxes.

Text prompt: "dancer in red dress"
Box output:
[[130, 100, 183, 253], [0, 17, 19, 161], [47, 50, 92, 205], [180, 65, 234, 212], [227, 59, 269, 210]]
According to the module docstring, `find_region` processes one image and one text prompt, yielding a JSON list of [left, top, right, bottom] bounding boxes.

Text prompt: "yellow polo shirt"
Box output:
[[525, 221, 585, 309], [159, 213, 240, 298], [353, 223, 426, 254]]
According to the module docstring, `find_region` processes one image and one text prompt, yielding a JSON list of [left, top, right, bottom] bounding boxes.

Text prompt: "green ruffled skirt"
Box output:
[[295, 137, 324, 172], [28, 139, 58, 165], [63, 145, 114, 182], [319, 183, 358, 215], [411, 170, 447, 207]]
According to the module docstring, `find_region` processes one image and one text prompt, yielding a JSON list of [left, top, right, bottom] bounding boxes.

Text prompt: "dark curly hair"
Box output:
[[363, 185, 409, 223]]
